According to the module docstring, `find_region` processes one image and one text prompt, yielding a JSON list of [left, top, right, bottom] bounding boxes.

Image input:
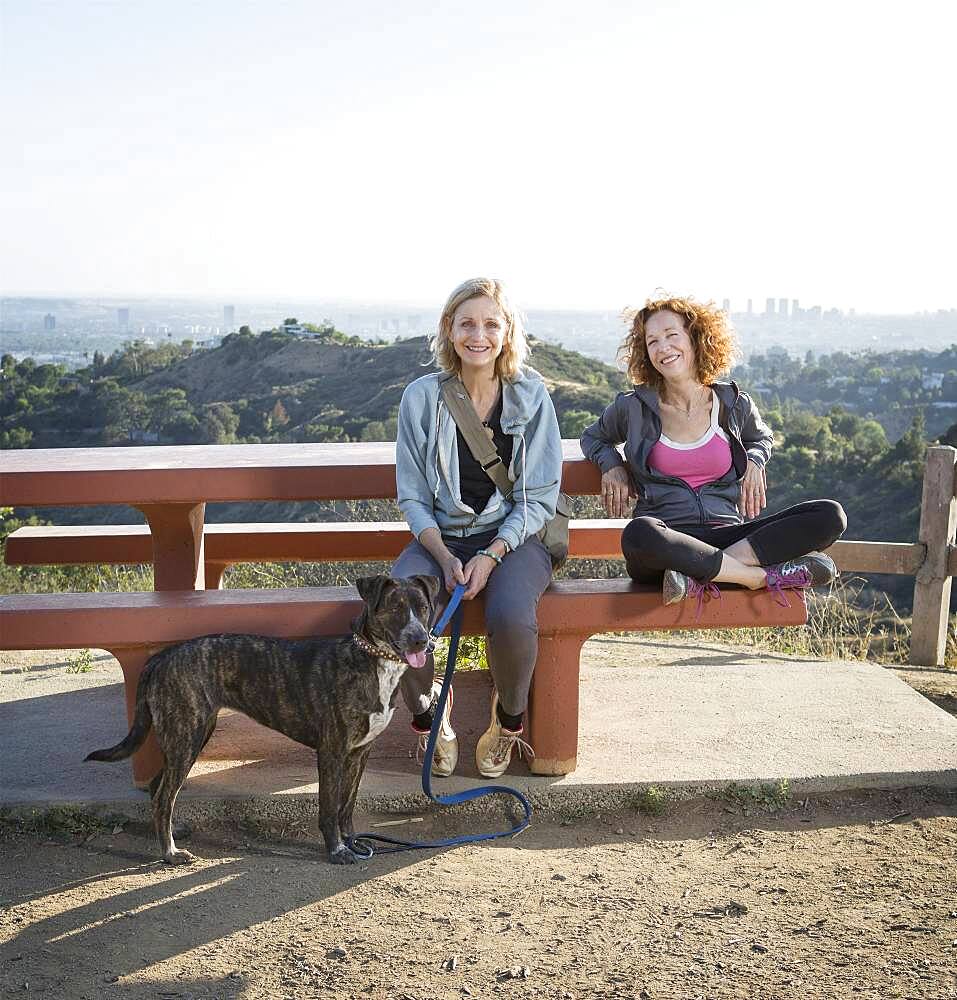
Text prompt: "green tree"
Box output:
[[0, 427, 32, 448], [360, 420, 388, 441], [201, 403, 240, 444], [560, 409, 599, 438]]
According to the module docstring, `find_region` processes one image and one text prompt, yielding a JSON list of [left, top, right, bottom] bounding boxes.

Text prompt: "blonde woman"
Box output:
[[581, 295, 846, 605], [393, 278, 562, 778]]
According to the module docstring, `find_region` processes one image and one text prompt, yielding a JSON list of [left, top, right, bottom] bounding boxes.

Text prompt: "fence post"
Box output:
[[910, 445, 957, 666]]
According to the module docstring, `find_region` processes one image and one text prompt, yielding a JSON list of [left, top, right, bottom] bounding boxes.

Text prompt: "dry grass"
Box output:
[[650, 575, 956, 668]]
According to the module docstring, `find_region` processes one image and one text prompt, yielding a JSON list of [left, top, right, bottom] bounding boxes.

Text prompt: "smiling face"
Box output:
[[644, 309, 698, 382], [450, 295, 507, 375]]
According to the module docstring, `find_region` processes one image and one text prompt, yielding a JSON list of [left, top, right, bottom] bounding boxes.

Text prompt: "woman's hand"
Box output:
[[461, 553, 496, 599], [439, 554, 466, 594], [600, 465, 636, 518], [739, 460, 767, 520]]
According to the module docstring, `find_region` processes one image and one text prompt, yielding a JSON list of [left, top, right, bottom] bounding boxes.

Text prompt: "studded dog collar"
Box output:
[[351, 631, 405, 664]]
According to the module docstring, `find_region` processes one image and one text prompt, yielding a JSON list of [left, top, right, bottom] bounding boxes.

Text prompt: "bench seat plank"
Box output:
[[0, 580, 806, 651], [4, 519, 634, 566]]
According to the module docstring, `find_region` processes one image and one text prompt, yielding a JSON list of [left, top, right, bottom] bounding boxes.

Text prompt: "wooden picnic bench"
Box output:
[[1, 439, 845, 789]]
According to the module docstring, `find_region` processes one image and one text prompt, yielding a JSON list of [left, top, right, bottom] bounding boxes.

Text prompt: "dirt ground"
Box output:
[[1, 787, 955, 1000], [3, 645, 955, 1000]]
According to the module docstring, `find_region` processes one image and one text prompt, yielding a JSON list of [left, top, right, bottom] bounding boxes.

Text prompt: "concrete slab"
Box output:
[[1, 639, 955, 820]]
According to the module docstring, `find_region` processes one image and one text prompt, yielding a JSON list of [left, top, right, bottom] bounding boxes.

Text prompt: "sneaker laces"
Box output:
[[486, 729, 535, 768], [764, 566, 812, 607], [415, 728, 457, 767], [413, 687, 453, 765], [414, 731, 432, 764], [687, 578, 721, 620]]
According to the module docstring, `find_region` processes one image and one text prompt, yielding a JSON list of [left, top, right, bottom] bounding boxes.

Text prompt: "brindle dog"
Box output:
[[86, 574, 439, 865]]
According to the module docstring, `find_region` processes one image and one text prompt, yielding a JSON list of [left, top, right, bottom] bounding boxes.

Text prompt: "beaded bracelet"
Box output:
[[476, 548, 503, 565]]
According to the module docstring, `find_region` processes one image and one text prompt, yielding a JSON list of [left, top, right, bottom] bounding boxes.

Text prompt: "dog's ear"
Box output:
[[355, 575, 391, 610], [410, 574, 441, 608]]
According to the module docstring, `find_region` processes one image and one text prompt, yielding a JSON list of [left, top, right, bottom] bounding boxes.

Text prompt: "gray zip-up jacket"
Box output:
[[396, 368, 562, 552], [580, 381, 774, 526]]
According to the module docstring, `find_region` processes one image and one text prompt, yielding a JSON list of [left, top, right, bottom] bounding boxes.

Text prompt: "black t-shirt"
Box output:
[[456, 392, 514, 515]]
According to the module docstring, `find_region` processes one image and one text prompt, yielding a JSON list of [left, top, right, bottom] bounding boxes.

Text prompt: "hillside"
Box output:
[[135, 329, 627, 423], [4, 329, 627, 449]]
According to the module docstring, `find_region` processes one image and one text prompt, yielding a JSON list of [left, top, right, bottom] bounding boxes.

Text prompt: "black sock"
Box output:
[[412, 709, 434, 732], [496, 703, 524, 731]]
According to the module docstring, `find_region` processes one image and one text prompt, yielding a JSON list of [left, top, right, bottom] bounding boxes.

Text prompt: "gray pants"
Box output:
[[391, 535, 553, 719]]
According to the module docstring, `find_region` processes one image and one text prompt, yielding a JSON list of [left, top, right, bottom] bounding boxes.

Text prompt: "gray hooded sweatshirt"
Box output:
[[580, 380, 774, 526], [395, 368, 562, 552]]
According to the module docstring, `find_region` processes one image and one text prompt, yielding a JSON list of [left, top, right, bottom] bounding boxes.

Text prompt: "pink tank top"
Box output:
[[649, 390, 732, 490]]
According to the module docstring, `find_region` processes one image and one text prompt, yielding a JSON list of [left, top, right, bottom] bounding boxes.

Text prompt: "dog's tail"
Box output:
[[85, 670, 154, 763]]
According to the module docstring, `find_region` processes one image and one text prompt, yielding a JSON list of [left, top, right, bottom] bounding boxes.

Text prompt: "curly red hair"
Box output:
[[619, 294, 739, 391]]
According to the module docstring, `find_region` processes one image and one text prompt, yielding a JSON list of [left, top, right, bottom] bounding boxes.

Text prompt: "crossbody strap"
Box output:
[[439, 374, 514, 497]]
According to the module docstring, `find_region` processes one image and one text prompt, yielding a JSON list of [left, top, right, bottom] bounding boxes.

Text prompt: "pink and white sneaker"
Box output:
[[764, 551, 838, 606]]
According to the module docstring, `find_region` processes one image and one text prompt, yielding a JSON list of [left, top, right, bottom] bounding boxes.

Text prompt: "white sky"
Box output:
[[2, 0, 954, 313]]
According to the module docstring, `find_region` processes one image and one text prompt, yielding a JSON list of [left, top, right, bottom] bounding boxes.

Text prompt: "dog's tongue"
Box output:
[[405, 650, 428, 669]]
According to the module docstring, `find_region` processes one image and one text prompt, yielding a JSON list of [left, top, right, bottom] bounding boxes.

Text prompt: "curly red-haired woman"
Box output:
[[581, 295, 846, 606]]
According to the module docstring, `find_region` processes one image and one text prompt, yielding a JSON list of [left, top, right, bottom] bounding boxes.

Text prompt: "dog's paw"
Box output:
[[164, 849, 198, 865], [328, 845, 359, 865]]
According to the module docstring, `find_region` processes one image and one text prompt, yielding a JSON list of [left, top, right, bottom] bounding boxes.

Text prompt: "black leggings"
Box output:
[[621, 499, 847, 584]]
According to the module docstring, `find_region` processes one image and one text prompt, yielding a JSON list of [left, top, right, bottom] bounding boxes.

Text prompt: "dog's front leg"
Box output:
[[316, 751, 356, 864], [338, 746, 372, 843]]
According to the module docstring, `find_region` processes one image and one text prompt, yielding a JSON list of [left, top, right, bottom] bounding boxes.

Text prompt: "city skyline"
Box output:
[[5, 293, 954, 375]]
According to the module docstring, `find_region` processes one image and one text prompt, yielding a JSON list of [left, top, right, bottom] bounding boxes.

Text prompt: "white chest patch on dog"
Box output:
[[354, 660, 406, 748]]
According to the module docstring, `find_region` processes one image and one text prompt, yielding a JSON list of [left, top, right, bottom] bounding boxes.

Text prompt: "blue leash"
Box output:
[[347, 583, 533, 858]]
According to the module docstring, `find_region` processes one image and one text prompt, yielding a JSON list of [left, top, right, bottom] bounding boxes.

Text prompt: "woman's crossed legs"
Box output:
[[621, 499, 847, 589]]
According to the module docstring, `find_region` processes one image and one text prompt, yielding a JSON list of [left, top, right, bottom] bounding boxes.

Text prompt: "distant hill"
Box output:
[[131, 329, 627, 442], [1, 328, 627, 450]]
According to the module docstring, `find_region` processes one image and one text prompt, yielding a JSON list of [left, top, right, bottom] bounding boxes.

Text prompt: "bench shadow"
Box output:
[[0, 672, 499, 805], [587, 635, 805, 664]]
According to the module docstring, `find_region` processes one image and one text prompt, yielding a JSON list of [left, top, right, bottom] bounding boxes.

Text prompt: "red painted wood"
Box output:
[[113, 646, 166, 787], [0, 581, 807, 651], [5, 519, 632, 566], [138, 503, 205, 591], [0, 440, 601, 506]]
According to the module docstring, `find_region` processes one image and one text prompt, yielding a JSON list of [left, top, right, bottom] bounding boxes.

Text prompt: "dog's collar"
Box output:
[[351, 632, 405, 665]]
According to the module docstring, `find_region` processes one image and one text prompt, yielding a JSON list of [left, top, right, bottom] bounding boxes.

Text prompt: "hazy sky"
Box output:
[[2, 0, 954, 313]]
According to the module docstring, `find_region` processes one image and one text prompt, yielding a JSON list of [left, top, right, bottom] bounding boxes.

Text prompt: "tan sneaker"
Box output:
[[475, 691, 534, 779], [414, 681, 458, 777]]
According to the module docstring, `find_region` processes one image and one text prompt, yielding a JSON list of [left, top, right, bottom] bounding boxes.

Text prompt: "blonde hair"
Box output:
[[430, 277, 529, 381], [619, 294, 738, 391]]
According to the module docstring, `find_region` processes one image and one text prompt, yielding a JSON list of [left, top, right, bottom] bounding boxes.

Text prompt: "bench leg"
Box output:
[[205, 561, 228, 589], [112, 647, 166, 790], [527, 633, 584, 776], [137, 502, 206, 591]]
